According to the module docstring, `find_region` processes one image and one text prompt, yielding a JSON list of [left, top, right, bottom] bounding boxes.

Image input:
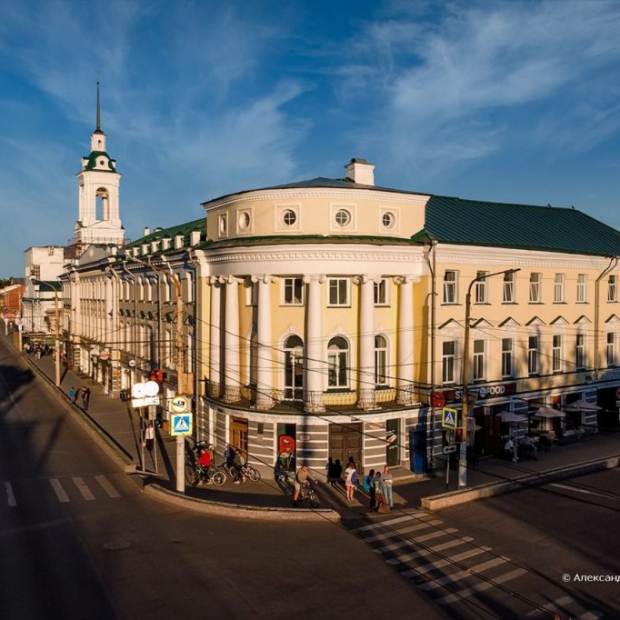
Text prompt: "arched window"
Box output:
[[284, 335, 304, 400], [95, 187, 109, 221], [374, 335, 388, 386], [328, 336, 349, 388]]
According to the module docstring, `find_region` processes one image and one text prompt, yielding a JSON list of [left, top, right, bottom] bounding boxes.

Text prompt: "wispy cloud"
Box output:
[[334, 1, 620, 182]]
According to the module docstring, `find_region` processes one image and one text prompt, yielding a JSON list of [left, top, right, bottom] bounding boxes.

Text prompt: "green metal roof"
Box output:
[[126, 218, 205, 250], [83, 150, 116, 172], [33, 280, 62, 292], [198, 234, 417, 250], [412, 195, 620, 257]]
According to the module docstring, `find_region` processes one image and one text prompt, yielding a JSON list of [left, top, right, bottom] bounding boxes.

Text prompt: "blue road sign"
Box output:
[[171, 413, 193, 436]]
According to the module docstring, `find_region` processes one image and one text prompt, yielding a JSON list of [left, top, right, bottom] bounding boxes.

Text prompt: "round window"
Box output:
[[382, 212, 395, 228], [238, 211, 250, 230], [282, 209, 297, 226], [335, 209, 351, 227]]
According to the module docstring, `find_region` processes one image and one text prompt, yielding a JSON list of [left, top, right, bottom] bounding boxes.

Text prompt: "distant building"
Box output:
[[0, 282, 24, 328]]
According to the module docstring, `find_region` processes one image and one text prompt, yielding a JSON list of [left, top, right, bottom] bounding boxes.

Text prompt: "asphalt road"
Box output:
[[0, 339, 443, 620]]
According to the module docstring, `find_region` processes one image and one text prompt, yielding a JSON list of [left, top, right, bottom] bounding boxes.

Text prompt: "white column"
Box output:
[[105, 277, 113, 347], [398, 276, 415, 405], [223, 276, 241, 402], [358, 275, 376, 410], [254, 275, 273, 410], [209, 277, 221, 397], [304, 275, 325, 412]]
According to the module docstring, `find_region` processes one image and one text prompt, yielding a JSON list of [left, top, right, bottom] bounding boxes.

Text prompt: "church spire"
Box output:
[[96, 81, 101, 132]]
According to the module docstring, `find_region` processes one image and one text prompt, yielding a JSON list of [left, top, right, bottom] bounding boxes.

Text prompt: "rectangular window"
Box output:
[[443, 270, 457, 304], [575, 333, 585, 370], [553, 273, 565, 303], [552, 334, 563, 372], [472, 339, 485, 381], [609, 275, 618, 302], [528, 336, 539, 375], [576, 274, 587, 303], [375, 347, 387, 386], [374, 279, 388, 306], [283, 277, 304, 305], [442, 341, 456, 384], [608, 333, 617, 367], [501, 338, 513, 378], [328, 278, 349, 306], [474, 271, 488, 303], [503, 271, 515, 303], [529, 273, 541, 303]]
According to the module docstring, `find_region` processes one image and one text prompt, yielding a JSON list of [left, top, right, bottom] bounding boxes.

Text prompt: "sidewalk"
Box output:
[[20, 344, 620, 514]]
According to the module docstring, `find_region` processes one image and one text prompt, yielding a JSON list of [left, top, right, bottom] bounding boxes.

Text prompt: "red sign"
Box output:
[[431, 391, 446, 408], [149, 369, 165, 383], [278, 435, 295, 455]]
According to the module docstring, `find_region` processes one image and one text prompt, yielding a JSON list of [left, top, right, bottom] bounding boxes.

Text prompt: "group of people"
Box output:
[[24, 342, 54, 359], [67, 385, 91, 410], [328, 456, 394, 510]]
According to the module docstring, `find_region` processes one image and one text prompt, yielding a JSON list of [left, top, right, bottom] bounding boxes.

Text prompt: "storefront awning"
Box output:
[[564, 399, 602, 412], [534, 406, 566, 419], [497, 411, 528, 423]]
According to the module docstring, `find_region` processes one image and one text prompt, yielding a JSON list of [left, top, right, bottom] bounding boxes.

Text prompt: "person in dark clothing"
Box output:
[[81, 387, 91, 410], [365, 469, 376, 511], [333, 459, 343, 486]]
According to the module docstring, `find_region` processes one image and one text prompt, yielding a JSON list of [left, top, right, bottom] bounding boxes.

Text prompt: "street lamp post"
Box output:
[[458, 267, 521, 488]]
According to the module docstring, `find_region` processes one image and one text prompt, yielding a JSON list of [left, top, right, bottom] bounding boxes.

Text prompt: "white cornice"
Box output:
[[436, 244, 613, 269]]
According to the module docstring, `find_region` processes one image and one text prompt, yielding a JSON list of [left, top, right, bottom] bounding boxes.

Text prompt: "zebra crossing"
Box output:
[[352, 509, 605, 618], [2, 475, 123, 508]]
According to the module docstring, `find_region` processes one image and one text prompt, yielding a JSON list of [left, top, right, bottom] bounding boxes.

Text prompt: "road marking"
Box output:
[[526, 596, 574, 617], [437, 567, 527, 604], [405, 546, 493, 576], [95, 475, 121, 498], [382, 535, 474, 555], [354, 512, 425, 532], [73, 477, 95, 501], [418, 556, 508, 590], [50, 478, 70, 503], [409, 528, 458, 544], [549, 483, 616, 500], [5, 482, 16, 507], [364, 519, 442, 543]]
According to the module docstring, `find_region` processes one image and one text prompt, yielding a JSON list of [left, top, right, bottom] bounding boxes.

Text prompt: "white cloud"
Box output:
[[336, 0, 620, 181]]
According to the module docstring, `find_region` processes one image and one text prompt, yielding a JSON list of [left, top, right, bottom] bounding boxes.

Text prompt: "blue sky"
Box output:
[[1, 0, 620, 276]]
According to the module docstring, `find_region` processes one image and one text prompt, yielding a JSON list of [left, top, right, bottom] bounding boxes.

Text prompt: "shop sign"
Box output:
[[454, 383, 516, 401]]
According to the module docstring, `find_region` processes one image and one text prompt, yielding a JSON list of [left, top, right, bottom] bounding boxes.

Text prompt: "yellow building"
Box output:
[[64, 157, 620, 475]]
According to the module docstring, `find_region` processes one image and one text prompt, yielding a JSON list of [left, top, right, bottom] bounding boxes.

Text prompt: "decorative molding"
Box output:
[[525, 316, 546, 326], [550, 315, 569, 326], [605, 313, 620, 324]]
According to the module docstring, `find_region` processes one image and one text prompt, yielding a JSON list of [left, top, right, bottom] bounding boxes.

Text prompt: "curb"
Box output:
[[421, 454, 620, 511], [144, 483, 342, 523]]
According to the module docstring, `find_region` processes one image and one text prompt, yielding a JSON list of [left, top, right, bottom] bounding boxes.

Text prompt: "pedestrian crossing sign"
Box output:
[[441, 407, 458, 430], [171, 413, 193, 436]]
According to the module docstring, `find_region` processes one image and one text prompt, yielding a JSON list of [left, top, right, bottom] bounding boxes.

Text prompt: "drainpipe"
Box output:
[[423, 240, 438, 469], [594, 256, 618, 376]]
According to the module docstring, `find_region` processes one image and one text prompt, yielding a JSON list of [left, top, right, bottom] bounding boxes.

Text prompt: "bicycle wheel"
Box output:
[[247, 466, 261, 482], [309, 490, 320, 509], [212, 471, 226, 486]]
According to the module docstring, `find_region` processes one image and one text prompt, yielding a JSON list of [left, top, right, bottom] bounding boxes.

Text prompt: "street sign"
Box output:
[[170, 413, 192, 436], [170, 395, 191, 414], [443, 445, 457, 454], [131, 396, 160, 409], [131, 381, 160, 399], [441, 407, 458, 429]]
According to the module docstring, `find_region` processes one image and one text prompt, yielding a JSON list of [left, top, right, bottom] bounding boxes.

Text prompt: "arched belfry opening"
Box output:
[[95, 187, 109, 221]]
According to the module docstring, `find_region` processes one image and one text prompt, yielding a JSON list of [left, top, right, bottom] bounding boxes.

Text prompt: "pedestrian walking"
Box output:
[[382, 465, 394, 508], [333, 459, 343, 486], [364, 469, 376, 511], [144, 423, 155, 451], [374, 472, 390, 513], [344, 461, 357, 501]]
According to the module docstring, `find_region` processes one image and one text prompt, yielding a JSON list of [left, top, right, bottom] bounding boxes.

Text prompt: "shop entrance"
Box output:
[[329, 423, 363, 471], [230, 417, 249, 457]]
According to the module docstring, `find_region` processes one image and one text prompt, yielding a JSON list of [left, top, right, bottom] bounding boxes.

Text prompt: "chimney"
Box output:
[[345, 158, 375, 186], [143, 226, 151, 237]]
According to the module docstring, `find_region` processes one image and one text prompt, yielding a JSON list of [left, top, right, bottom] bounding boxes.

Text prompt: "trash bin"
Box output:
[[410, 429, 427, 474]]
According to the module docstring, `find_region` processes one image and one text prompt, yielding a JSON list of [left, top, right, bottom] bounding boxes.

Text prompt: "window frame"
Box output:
[[576, 273, 587, 303], [609, 275, 618, 302], [443, 270, 458, 304], [575, 333, 586, 370], [503, 271, 515, 303], [607, 332, 617, 367], [552, 334, 563, 373], [442, 340, 456, 384], [282, 277, 304, 306], [553, 273, 565, 303], [374, 335, 389, 386], [327, 336, 350, 389], [474, 271, 488, 304], [527, 335, 539, 376], [529, 272, 541, 303], [472, 339, 485, 382], [373, 279, 389, 306], [327, 277, 350, 307], [501, 338, 513, 378]]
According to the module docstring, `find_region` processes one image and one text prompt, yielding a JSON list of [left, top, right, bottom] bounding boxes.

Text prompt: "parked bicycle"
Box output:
[[297, 480, 320, 508]]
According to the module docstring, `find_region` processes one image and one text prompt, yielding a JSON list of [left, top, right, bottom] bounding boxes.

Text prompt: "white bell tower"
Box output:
[[74, 82, 124, 248]]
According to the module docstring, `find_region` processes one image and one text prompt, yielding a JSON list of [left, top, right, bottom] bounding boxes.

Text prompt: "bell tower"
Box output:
[[74, 82, 124, 248]]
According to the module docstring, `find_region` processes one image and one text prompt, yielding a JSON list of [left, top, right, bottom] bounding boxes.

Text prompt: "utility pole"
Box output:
[[54, 290, 61, 387], [458, 268, 520, 488]]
